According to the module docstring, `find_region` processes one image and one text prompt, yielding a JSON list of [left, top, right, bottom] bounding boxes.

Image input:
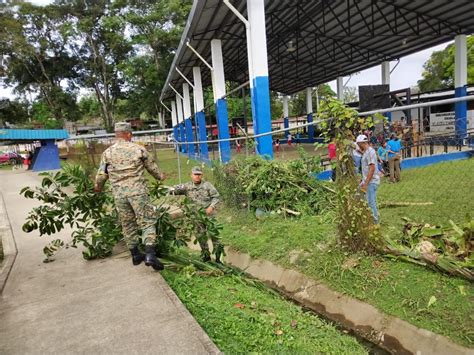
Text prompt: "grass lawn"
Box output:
[[378, 158, 474, 228], [161, 268, 368, 354], [216, 158, 474, 347], [66, 145, 474, 347], [157, 150, 473, 347], [219, 211, 473, 347], [0, 164, 15, 170]]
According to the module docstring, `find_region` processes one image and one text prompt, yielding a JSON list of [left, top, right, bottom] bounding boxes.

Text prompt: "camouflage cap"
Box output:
[[114, 122, 132, 132], [191, 166, 203, 175]]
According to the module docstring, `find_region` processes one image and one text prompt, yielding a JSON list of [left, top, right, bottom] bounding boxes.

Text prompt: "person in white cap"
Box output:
[[356, 134, 380, 224]]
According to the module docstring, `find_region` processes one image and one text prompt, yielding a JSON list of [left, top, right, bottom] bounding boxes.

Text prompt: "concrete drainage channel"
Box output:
[[207, 245, 471, 355]]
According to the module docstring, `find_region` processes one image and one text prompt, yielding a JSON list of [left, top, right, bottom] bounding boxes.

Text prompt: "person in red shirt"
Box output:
[[236, 139, 241, 154], [328, 140, 336, 160], [287, 133, 292, 146]]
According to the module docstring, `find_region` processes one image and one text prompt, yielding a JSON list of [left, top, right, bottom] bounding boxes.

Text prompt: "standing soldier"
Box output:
[[172, 166, 222, 263], [94, 122, 165, 271]]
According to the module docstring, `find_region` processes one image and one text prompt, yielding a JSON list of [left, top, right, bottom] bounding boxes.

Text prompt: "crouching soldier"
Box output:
[[172, 166, 222, 263], [94, 122, 165, 271]]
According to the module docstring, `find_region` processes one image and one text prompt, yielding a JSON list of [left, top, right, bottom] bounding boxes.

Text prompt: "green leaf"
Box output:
[[427, 295, 437, 308]]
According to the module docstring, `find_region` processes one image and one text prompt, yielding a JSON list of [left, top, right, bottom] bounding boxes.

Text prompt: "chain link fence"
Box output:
[[59, 96, 473, 234]]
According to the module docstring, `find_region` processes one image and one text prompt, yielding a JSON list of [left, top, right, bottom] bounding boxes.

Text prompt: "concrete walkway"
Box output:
[[0, 170, 219, 354]]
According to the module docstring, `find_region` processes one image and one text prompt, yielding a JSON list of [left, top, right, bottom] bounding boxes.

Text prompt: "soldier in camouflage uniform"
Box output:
[[94, 122, 165, 271], [172, 166, 222, 263]]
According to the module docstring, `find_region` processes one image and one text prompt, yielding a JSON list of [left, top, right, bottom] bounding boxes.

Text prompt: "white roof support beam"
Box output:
[[171, 100, 178, 127], [182, 83, 192, 119], [306, 87, 313, 114], [170, 84, 184, 100], [193, 66, 205, 112], [176, 67, 194, 89], [337, 77, 344, 101]]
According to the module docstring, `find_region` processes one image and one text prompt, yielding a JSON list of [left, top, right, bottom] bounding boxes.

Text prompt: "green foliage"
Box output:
[[31, 100, 63, 128], [0, 99, 29, 125], [213, 156, 332, 216], [20, 166, 224, 263], [418, 35, 474, 92], [78, 95, 101, 122], [343, 86, 358, 104], [0, 2, 79, 122], [290, 84, 335, 116], [177, 198, 224, 258], [383, 217, 474, 281], [318, 97, 383, 252], [149, 182, 224, 258], [21, 164, 122, 261]]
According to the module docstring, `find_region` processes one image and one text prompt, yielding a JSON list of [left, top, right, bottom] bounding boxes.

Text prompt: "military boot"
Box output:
[[144, 245, 164, 271], [201, 249, 211, 262], [130, 246, 144, 266], [215, 251, 223, 265]]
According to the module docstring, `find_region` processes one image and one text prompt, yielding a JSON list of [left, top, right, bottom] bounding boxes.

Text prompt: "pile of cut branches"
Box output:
[[384, 217, 473, 281], [213, 155, 334, 216], [21, 165, 224, 263]]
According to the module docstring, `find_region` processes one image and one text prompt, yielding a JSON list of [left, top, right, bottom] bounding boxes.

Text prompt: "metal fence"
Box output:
[[61, 96, 473, 231]]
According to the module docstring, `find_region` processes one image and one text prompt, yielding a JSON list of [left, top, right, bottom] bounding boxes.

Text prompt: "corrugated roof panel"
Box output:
[[161, 0, 474, 98], [0, 129, 69, 140]]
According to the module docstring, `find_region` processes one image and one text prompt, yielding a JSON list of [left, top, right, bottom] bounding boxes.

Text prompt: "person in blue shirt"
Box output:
[[377, 141, 388, 176], [386, 134, 402, 183]]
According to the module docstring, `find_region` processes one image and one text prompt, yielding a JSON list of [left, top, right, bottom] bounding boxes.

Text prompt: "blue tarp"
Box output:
[[0, 129, 69, 141]]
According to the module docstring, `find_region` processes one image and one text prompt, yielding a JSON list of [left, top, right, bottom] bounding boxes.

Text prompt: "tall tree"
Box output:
[[119, 54, 163, 119], [0, 98, 30, 126], [290, 84, 336, 116], [0, 2, 79, 123], [124, 0, 192, 119], [343, 86, 358, 103], [60, 0, 132, 131], [417, 36, 474, 92]]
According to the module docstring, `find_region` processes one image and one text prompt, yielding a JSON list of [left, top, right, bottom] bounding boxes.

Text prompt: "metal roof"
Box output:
[[0, 129, 69, 141], [161, 0, 474, 100]]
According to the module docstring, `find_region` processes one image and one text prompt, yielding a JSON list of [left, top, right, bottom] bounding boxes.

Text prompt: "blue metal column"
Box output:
[[306, 87, 314, 143], [454, 35, 467, 143], [210, 39, 231, 163], [248, 0, 273, 158], [283, 95, 289, 138], [193, 66, 209, 161], [32, 140, 61, 171], [176, 95, 186, 154], [182, 83, 195, 157]]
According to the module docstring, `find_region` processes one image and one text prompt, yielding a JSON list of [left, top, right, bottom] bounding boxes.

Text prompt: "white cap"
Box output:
[[355, 134, 368, 143]]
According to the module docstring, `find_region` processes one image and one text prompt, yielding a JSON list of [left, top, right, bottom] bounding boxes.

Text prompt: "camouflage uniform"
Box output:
[[173, 180, 221, 255], [95, 140, 162, 248]]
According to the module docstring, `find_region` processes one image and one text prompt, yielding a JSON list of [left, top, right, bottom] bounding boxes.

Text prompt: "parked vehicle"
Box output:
[[0, 151, 23, 165]]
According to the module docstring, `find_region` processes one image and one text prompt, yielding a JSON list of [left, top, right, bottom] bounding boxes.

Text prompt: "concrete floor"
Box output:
[[0, 170, 219, 354]]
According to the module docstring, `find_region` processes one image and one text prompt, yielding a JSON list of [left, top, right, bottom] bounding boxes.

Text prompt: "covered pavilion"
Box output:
[[0, 129, 69, 171], [160, 0, 474, 162]]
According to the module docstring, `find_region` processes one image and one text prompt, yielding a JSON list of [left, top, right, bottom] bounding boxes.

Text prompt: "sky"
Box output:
[[0, 0, 452, 101], [327, 42, 450, 94]]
